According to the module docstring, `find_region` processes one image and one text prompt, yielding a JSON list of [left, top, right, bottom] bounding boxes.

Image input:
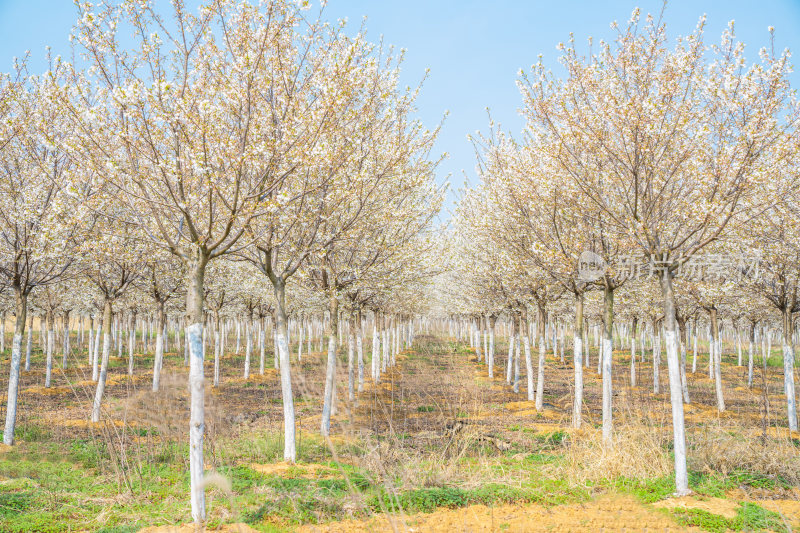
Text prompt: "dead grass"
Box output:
[[560, 423, 672, 484], [688, 423, 800, 485]]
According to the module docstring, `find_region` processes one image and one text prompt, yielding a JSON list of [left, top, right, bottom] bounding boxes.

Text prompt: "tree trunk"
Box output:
[[506, 315, 515, 385], [297, 315, 304, 361], [630, 316, 637, 388], [185, 253, 208, 525], [488, 315, 496, 378], [535, 304, 547, 411], [737, 326, 742, 366], [153, 303, 167, 391], [127, 313, 135, 376], [244, 313, 253, 379], [307, 318, 312, 356], [573, 292, 584, 428], [652, 321, 660, 394], [782, 307, 797, 432], [91, 299, 113, 422], [601, 285, 614, 445], [747, 321, 755, 388], [372, 317, 380, 382], [348, 316, 355, 402], [521, 310, 533, 401], [24, 320, 32, 372], [44, 311, 54, 388], [273, 280, 296, 462], [513, 315, 520, 394], [583, 318, 590, 369], [692, 318, 698, 373], [659, 269, 689, 496], [482, 315, 488, 364], [710, 307, 725, 412], [680, 318, 690, 404], [261, 317, 267, 372], [92, 315, 101, 382], [3, 286, 28, 445], [356, 312, 364, 393], [211, 311, 221, 387], [321, 292, 339, 436], [382, 314, 389, 373], [62, 310, 70, 370]]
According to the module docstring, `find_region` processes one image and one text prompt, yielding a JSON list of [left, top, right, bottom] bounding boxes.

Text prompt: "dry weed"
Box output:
[[688, 423, 800, 484]]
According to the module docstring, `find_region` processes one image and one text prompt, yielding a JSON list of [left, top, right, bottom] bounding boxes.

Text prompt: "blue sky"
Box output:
[[2, 1, 800, 218]]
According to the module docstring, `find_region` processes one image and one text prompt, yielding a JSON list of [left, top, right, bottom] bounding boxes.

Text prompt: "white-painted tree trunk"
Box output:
[[535, 305, 547, 411], [782, 309, 797, 432], [737, 328, 742, 366], [679, 329, 690, 404], [153, 306, 166, 390], [4, 288, 28, 445], [372, 322, 379, 382], [297, 317, 304, 361], [524, 328, 533, 401], [44, 314, 54, 388], [488, 317, 496, 378], [244, 316, 252, 379], [357, 314, 364, 392], [347, 320, 355, 402], [382, 322, 389, 373], [747, 324, 755, 388], [321, 295, 339, 436], [62, 312, 70, 370], [710, 309, 725, 412], [572, 292, 584, 429], [211, 319, 220, 387], [24, 326, 32, 372], [660, 271, 689, 496], [263, 320, 271, 372], [272, 280, 296, 462], [92, 320, 101, 382], [652, 328, 660, 394], [583, 322, 590, 369], [91, 300, 113, 423], [482, 316, 488, 364], [601, 286, 613, 446], [513, 329, 520, 394], [127, 314, 135, 376], [306, 319, 312, 355], [186, 321, 205, 523]]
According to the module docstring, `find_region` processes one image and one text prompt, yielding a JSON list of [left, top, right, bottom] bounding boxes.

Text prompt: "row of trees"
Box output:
[[450, 9, 799, 495], [0, 0, 443, 524]]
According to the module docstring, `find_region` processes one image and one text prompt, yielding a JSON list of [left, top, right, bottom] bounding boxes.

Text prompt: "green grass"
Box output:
[[0, 430, 589, 531], [368, 480, 586, 516], [670, 502, 785, 532], [612, 468, 793, 505]]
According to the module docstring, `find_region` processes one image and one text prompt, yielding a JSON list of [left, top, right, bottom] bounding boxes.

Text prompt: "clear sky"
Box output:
[[2, 1, 800, 219]]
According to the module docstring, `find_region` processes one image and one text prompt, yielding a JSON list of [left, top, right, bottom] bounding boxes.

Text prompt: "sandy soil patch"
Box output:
[[753, 499, 800, 527], [247, 461, 337, 479], [652, 495, 740, 519]]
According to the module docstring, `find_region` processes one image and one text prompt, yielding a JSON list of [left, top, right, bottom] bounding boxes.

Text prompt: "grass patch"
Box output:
[[670, 503, 784, 532]]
